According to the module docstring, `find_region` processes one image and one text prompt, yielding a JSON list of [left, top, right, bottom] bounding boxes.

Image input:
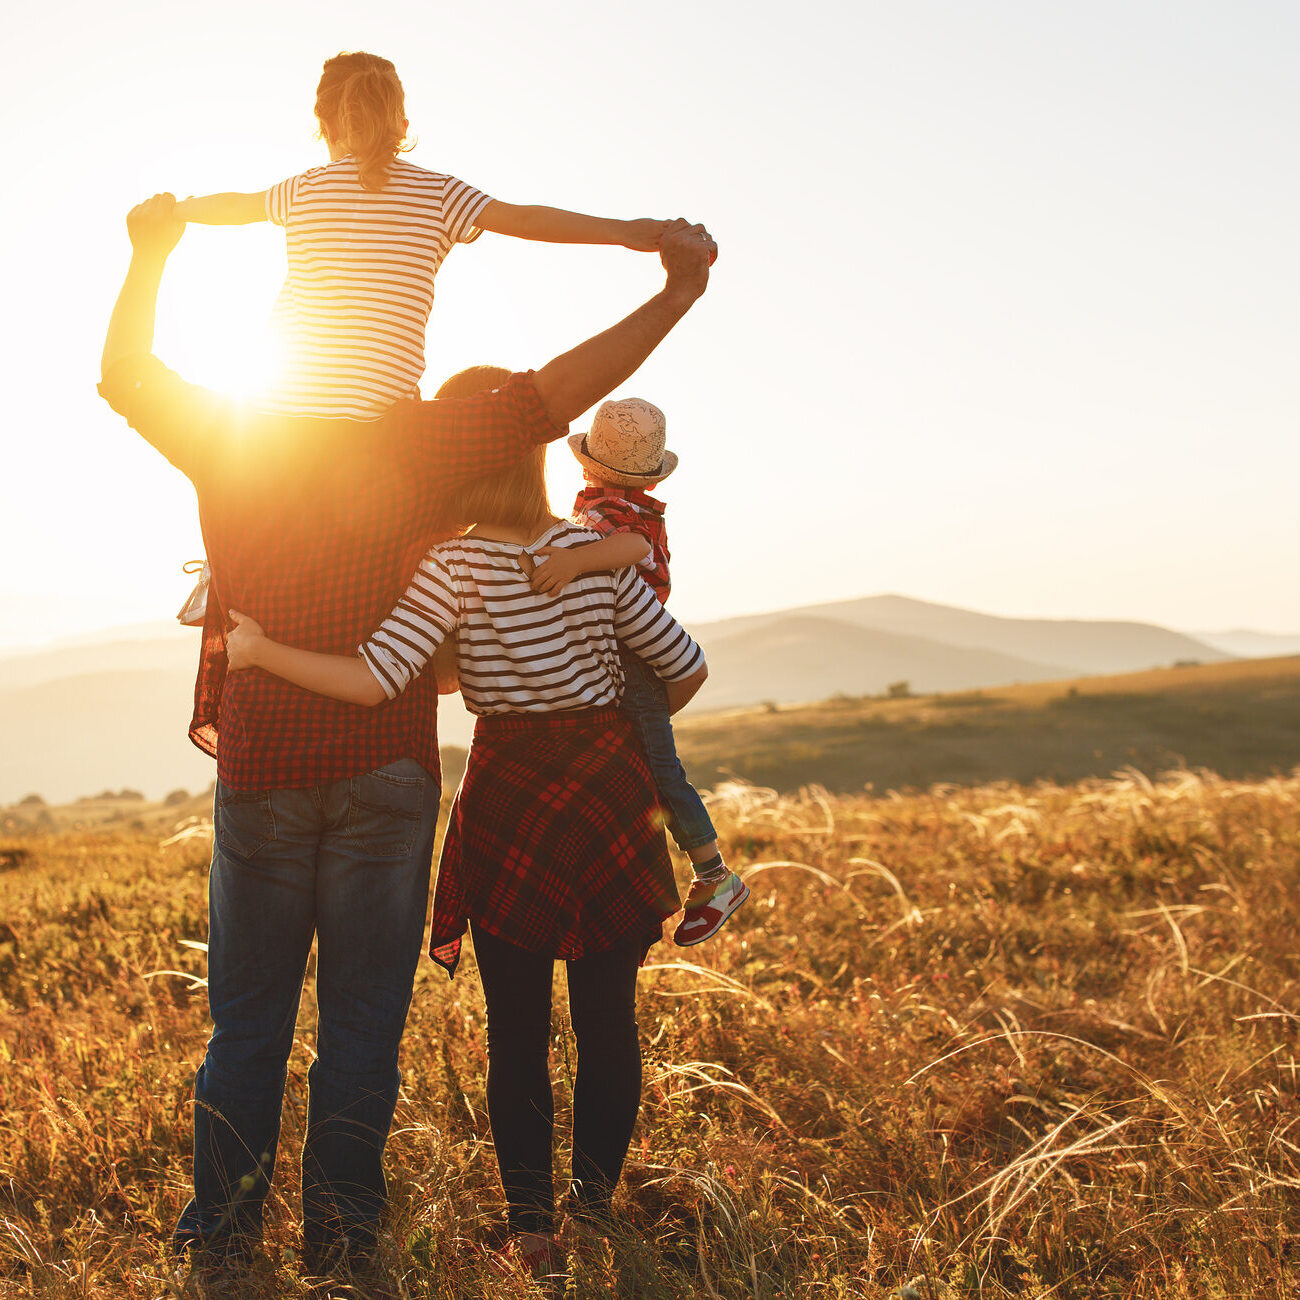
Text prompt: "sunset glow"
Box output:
[[2, 1, 1297, 651]]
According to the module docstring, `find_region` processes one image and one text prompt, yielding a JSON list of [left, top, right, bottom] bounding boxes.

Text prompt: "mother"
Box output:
[[226, 378, 708, 1273]]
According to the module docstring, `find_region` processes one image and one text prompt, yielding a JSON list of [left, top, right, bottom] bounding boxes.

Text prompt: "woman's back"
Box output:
[[360, 521, 703, 713]]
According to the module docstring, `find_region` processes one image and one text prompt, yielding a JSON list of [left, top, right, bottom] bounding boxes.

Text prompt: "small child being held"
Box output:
[[527, 399, 748, 945]]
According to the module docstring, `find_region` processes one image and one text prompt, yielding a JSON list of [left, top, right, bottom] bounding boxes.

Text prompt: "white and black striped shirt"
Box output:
[[262, 157, 491, 419], [360, 523, 705, 714]]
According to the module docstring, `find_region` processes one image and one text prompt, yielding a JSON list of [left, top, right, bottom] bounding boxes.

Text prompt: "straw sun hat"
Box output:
[[567, 398, 678, 489]]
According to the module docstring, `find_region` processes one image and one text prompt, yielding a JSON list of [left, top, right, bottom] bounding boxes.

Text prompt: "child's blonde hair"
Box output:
[[315, 52, 412, 192]]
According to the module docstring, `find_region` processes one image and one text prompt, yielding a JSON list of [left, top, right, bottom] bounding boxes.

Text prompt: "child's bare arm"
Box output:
[[529, 533, 653, 595], [175, 193, 268, 225], [477, 201, 671, 252], [225, 611, 387, 707]]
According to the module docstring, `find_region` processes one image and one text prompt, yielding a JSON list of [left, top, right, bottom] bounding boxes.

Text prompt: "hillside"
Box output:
[[676, 653, 1300, 793]]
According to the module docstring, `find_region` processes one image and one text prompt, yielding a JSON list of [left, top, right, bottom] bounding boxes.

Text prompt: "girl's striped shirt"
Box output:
[[262, 157, 491, 419], [360, 522, 705, 714]]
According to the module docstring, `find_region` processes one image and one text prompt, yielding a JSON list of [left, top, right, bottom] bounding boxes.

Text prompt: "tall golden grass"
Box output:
[[2, 767, 1299, 1297]]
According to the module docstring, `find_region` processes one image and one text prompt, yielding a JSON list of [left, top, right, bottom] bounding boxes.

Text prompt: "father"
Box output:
[[98, 195, 717, 1277]]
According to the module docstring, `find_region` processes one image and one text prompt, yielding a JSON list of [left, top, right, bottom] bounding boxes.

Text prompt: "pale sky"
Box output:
[[2, 0, 1297, 651]]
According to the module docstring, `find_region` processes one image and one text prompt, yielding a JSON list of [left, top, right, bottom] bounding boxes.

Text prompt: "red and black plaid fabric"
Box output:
[[572, 486, 671, 602], [429, 706, 680, 976], [98, 354, 566, 791]]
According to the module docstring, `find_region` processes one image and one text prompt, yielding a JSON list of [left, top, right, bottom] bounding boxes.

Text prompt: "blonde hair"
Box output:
[[445, 445, 553, 536], [315, 51, 412, 191]]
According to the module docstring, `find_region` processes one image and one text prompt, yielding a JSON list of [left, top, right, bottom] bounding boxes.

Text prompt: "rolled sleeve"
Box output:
[[613, 571, 704, 682], [97, 354, 229, 483], [358, 552, 460, 699]]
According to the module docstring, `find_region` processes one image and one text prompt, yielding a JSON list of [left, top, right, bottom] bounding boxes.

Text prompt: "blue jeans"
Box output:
[[618, 648, 716, 853], [173, 758, 438, 1264]]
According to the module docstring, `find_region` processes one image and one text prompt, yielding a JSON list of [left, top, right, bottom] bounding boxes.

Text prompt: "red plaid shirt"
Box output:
[[572, 486, 671, 602], [98, 354, 566, 791]]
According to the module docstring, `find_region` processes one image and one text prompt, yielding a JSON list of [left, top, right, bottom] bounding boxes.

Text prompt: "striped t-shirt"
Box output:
[[262, 157, 491, 419], [360, 522, 705, 714]]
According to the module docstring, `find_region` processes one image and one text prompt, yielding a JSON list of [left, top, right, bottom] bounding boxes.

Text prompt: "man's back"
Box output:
[[98, 355, 564, 789]]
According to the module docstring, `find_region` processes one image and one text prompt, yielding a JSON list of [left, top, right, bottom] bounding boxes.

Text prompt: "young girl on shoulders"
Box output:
[[176, 50, 675, 419]]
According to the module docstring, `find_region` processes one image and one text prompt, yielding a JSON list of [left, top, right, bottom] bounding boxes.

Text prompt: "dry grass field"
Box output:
[[3, 767, 1300, 1297]]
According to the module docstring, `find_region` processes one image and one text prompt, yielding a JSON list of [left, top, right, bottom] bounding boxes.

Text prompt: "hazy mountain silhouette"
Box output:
[[0, 595, 1244, 804], [692, 594, 1230, 677], [0, 669, 216, 805], [692, 615, 1071, 710], [0, 624, 193, 691], [0, 663, 478, 806], [1193, 629, 1300, 658]]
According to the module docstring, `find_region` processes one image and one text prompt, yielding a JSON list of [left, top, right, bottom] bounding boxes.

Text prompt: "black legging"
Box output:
[[469, 922, 643, 1236]]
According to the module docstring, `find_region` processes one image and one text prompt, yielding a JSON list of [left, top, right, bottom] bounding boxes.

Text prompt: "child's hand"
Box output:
[[224, 610, 266, 671], [622, 218, 674, 252], [528, 547, 583, 595]]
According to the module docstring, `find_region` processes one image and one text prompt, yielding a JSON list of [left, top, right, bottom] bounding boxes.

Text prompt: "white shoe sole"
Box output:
[[673, 880, 750, 946]]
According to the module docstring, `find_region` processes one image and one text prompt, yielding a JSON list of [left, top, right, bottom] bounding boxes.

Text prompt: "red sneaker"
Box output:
[[673, 871, 750, 946]]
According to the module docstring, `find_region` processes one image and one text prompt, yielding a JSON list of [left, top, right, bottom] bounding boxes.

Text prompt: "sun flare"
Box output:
[[154, 233, 287, 401]]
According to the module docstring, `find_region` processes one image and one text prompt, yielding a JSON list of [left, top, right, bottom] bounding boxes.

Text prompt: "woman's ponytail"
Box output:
[[315, 52, 412, 191]]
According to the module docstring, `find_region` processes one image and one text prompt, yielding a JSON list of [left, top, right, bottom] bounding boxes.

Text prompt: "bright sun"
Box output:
[[154, 229, 287, 401]]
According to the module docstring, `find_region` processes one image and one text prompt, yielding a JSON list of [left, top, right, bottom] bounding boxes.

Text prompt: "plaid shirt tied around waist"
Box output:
[[429, 706, 680, 976]]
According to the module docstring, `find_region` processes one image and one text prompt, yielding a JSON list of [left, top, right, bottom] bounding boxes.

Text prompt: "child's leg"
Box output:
[[618, 649, 717, 858], [618, 649, 749, 945]]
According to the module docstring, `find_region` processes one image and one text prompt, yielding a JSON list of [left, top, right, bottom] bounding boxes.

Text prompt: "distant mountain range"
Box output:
[[0, 595, 1290, 805], [686, 594, 1231, 711], [1192, 629, 1300, 659]]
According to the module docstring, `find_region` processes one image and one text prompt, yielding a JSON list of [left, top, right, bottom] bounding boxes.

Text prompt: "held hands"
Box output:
[[622, 218, 675, 252], [659, 220, 717, 302], [126, 193, 185, 260], [224, 610, 266, 672], [526, 546, 584, 596]]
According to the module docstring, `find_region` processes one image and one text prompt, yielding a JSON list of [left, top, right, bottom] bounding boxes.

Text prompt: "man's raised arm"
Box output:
[[531, 221, 717, 427], [99, 194, 229, 483], [101, 193, 185, 379]]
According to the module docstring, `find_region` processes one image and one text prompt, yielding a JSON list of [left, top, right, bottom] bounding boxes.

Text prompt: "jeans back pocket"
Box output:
[[215, 786, 277, 861], [345, 760, 429, 859]]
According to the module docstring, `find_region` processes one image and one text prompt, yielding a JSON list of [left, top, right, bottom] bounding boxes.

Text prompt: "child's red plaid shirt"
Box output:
[[572, 485, 671, 602]]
